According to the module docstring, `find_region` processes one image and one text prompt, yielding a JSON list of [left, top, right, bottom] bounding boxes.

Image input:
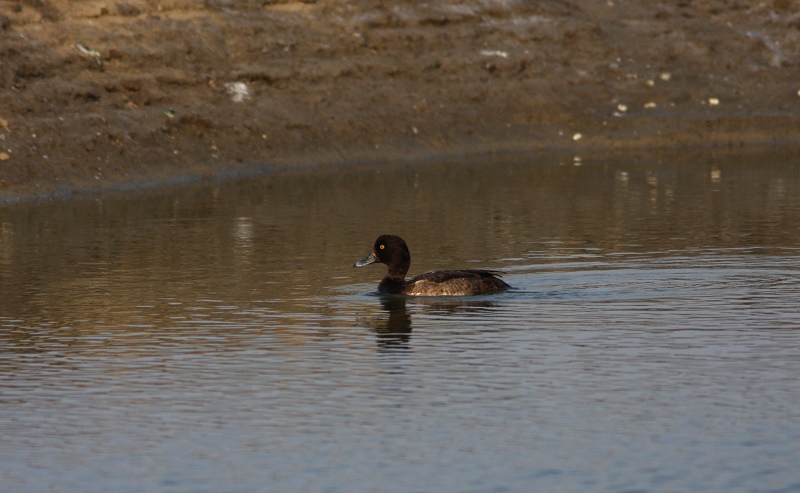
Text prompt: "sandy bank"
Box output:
[[1, 0, 799, 201]]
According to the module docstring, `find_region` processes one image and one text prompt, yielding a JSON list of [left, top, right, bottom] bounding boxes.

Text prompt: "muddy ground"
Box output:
[[1, 0, 799, 200]]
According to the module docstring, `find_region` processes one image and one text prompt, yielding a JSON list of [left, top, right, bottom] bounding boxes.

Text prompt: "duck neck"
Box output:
[[378, 276, 406, 294], [387, 264, 408, 278]]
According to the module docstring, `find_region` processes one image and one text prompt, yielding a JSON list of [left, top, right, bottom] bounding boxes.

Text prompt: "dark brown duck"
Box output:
[[353, 235, 510, 296]]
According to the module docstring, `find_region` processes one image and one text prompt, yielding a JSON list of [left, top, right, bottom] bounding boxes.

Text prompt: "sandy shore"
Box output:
[[1, 0, 799, 201]]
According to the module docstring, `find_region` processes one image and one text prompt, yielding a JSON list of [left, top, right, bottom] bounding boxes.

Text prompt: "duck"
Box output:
[[353, 234, 510, 296]]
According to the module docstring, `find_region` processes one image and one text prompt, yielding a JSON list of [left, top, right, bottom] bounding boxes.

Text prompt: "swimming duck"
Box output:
[[353, 235, 510, 296]]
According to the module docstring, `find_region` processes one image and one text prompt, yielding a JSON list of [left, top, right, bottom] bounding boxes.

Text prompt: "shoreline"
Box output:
[[4, 137, 798, 206]]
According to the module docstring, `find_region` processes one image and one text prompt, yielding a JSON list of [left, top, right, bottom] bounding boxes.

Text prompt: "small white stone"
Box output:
[[708, 98, 720, 106], [572, 132, 582, 141], [480, 50, 509, 58], [224, 82, 251, 103]]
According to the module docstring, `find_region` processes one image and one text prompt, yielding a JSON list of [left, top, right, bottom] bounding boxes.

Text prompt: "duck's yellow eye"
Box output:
[[379, 244, 385, 250]]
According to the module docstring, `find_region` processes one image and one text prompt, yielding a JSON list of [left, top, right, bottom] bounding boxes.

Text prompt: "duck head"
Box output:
[[354, 234, 411, 278]]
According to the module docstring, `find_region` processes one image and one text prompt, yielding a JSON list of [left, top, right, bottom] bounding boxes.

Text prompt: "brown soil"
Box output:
[[1, 0, 799, 201]]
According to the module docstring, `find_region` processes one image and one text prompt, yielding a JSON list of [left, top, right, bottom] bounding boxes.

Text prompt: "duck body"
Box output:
[[354, 235, 510, 296]]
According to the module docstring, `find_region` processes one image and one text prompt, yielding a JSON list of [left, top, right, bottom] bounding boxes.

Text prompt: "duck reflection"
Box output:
[[370, 296, 412, 351], [366, 296, 506, 351]]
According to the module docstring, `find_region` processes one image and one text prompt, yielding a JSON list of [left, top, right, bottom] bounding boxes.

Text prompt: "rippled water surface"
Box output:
[[2, 150, 800, 492]]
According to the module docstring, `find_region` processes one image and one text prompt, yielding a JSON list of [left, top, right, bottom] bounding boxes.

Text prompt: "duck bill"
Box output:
[[354, 251, 379, 267]]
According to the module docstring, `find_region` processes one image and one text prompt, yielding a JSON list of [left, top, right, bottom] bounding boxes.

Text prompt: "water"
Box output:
[[1, 149, 800, 492]]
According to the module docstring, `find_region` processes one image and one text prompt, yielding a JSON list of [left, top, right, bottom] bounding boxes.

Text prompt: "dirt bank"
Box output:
[[1, 0, 799, 200]]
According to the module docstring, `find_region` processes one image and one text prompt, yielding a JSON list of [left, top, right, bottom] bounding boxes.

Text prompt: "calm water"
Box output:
[[1, 150, 800, 492]]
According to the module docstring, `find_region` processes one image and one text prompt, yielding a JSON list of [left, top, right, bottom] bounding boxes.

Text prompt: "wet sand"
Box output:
[[1, 0, 799, 201]]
